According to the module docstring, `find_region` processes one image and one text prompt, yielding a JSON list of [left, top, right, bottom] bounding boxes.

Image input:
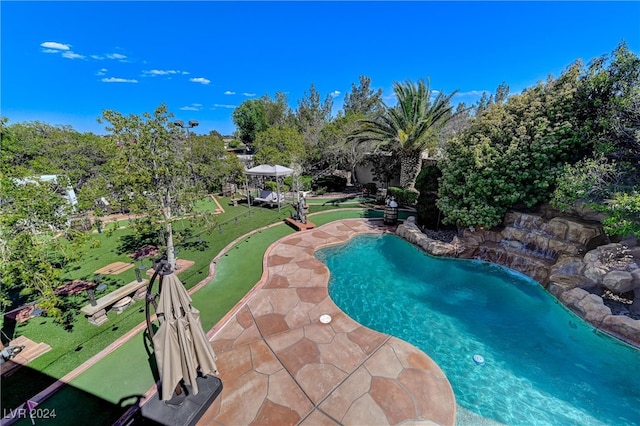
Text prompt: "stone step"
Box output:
[[1, 337, 52, 377]]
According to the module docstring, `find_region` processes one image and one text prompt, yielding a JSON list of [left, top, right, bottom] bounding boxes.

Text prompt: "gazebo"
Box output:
[[244, 164, 293, 212]]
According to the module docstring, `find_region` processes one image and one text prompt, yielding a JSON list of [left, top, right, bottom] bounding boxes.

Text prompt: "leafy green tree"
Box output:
[[318, 112, 377, 185], [99, 104, 208, 269], [552, 43, 640, 237], [437, 62, 587, 230], [262, 92, 295, 127], [186, 132, 228, 192], [232, 99, 267, 150], [349, 78, 457, 191], [295, 83, 333, 154], [253, 126, 306, 166], [574, 42, 639, 179], [0, 120, 112, 208], [0, 177, 87, 324]]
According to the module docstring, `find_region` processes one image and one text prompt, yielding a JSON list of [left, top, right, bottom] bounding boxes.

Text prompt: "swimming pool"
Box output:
[[316, 234, 640, 426]]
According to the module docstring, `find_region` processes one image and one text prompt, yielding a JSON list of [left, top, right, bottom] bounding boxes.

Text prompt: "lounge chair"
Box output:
[[253, 190, 285, 206]]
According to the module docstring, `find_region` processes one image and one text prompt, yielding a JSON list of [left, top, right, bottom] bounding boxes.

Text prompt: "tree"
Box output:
[[349, 78, 457, 191], [295, 83, 333, 153], [99, 104, 208, 269], [437, 62, 587, 231], [253, 126, 306, 167], [232, 99, 267, 150], [318, 112, 377, 185], [0, 177, 88, 324], [186, 132, 228, 193], [262, 92, 295, 127], [0, 120, 112, 209], [552, 43, 640, 237], [342, 75, 383, 116]]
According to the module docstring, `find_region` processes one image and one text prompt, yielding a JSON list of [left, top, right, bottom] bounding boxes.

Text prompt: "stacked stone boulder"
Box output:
[[549, 242, 640, 346]]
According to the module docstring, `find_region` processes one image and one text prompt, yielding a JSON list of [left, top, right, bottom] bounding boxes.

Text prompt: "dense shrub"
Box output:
[[363, 182, 377, 195], [415, 165, 449, 228], [313, 175, 347, 192], [387, 186, 418, 206]]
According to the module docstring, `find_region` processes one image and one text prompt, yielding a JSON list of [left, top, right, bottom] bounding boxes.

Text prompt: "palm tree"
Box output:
[[350, 79, 457, 191]]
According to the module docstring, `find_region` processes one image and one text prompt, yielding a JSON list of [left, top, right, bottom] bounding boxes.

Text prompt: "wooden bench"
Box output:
[[81, 279, 148, 325], [284, 217, 316, 231]]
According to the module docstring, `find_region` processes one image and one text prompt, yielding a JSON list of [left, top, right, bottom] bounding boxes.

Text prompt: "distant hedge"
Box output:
[[313, 175, 347, 192], [387, 186, 419, 206]]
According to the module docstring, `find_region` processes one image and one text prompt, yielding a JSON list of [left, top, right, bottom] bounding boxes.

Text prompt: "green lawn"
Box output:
[[3, 200, 416, 425], [1, 200, 291, 410], [10, 208, 379, 425], [4, 200, 408, 421]]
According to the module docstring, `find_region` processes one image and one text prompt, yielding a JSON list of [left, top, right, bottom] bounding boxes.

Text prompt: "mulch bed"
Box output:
[[129, 245, 159, 260], [55, 280, 97, 296]]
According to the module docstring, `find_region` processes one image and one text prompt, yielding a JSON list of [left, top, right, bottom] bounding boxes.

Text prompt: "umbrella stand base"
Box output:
[[139, 375, 222, 425]]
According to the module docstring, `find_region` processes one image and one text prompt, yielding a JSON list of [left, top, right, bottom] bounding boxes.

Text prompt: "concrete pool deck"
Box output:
[[199, 218, 456, 425]]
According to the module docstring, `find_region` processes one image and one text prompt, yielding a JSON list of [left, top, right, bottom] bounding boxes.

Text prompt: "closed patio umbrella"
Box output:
[[152, 272, 218, 401]]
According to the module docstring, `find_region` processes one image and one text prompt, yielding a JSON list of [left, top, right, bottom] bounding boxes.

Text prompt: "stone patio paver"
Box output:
[[199, 219, 456, 425]]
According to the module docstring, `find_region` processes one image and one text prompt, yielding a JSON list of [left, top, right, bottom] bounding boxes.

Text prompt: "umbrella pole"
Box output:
[[244, 174, 251, 212], [276, 174, 281, 212]]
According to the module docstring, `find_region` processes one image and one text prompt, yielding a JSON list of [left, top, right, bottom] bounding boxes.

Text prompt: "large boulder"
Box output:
[[396, 218, 462, 258], [602, 315, 640, 346], [602, 270, 634, 293], [560, 287, 590, 309], [561, 288, 611, 325], [548, 257, 586, 290]]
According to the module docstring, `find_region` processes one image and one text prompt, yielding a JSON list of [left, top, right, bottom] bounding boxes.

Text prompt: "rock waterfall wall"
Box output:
[[395, 213, 640, 347]]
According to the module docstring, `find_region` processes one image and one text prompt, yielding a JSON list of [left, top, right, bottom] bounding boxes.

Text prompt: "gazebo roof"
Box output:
[[245, 164, 293, 177]]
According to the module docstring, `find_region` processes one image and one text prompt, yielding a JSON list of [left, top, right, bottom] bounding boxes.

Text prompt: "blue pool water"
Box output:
[[316, 234, 640, 426]]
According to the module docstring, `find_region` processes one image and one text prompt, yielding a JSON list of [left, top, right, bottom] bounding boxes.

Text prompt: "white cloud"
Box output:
[[180, 103, 203, 111], [102, 77, 138, 83], [455, 90, 487, 97], [329, 90, 341, 98], [143, 69, 181, 77], [106, 53, 127, 60], [40, 41, 70, 51], [212, 104, 236, 109], [224, 90, 236, 95], [242, 92, 256, 97], [190, 77, 211, 85], [91, 55, 104, 60], [62, 51, 85, 60], [42, 49, 61, 54], [96, 68, 108, 76]]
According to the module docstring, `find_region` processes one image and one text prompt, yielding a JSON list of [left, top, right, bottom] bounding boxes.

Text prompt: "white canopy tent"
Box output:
[[244, 164, 294, 211]]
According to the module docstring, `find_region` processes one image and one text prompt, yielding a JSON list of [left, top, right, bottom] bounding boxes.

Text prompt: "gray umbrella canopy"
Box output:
[[244, 164, 294, 211], [152, 273, 218, 401]]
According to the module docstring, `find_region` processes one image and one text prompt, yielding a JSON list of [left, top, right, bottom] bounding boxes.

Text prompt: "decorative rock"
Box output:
[[548, 257, 586, 289], [559, 287, 589, 308], [396, 221, 462, 258], [602, 315, 640, 346], [579, 296, 612, 325], [602, 270, 634, 293], [583, 264, 608, 285]]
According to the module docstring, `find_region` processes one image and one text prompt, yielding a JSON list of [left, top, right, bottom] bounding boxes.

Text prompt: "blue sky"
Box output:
[[2, 1, 639, 136]]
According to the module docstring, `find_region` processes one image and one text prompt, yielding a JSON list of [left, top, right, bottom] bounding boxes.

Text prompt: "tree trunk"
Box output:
[[163, 190, 176, 270], [399, 150, 423, 190]]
